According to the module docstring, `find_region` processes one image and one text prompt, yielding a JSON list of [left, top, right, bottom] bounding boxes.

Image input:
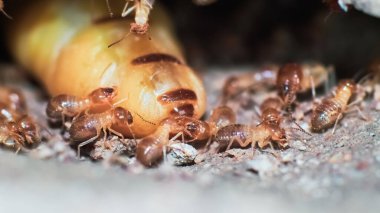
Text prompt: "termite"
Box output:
[[136, 116, 211, 167], [222, 63, 332, 105], [0, 116, 40, 152], [215, 123, 288, 151], [46, 87, 117, 123], [311, 79, 362, 133], [69, 106, 134, 157], [9, 0, 206, 137], [0, 0, 12, 19], [136, 105, 236, 167]]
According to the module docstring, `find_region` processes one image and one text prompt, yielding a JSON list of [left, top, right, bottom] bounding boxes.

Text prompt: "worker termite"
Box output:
[[136, 116, 211, 167], [9, 0, 206, 138], [215, 123, 288, 152], [0, 0, 12, 19], [69, 106, 134, 157], [222, 63, 333, 105], [0, 116, 41, 152], [46, 87, 117, 123], [311, 79, 365, 133]]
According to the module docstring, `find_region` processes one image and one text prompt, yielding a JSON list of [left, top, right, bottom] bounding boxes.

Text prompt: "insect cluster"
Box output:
[[2, 0, 379, 169]]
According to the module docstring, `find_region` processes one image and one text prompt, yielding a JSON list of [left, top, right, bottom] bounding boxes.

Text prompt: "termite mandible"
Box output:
[[8, 0, 207, 137]]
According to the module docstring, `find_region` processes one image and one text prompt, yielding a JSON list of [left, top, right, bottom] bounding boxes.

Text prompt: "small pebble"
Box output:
[[246, 154, 279, 176], [167, 143, 197, 166]]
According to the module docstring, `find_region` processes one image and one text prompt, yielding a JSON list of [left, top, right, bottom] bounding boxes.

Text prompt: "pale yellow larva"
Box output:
[[8, 0, 207, 137]]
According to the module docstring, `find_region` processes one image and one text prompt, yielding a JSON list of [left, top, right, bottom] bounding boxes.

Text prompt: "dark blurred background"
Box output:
[[1, 0, 380, 79]]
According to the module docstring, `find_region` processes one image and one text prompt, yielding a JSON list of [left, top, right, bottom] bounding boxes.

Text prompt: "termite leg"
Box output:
[[77, 132, 100, 158], [122, 1, 135, 17], [290, 116, 312, 136], [345, 105, 368, 121], [310, 76, 316, 100], [226, 137, 251, 151], [169, 132, 184, 144], [331, 113, 343, 135], [354, 106, 368, 121], [108, 128, 125, 140], [250, 140, 258, 158]]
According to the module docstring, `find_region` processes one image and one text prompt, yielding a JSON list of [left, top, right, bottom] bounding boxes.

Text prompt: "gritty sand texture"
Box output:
[[0, 65, 380, 213]]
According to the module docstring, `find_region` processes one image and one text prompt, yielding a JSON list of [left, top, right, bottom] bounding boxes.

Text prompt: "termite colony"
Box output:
[[2, 0, 378, 168]]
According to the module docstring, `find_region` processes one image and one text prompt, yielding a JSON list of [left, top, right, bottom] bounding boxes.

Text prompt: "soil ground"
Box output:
[[0, 65, 380, 213]]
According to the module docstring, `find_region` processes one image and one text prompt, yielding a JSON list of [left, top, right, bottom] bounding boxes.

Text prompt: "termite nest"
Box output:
[[1, 0, 380, 168]]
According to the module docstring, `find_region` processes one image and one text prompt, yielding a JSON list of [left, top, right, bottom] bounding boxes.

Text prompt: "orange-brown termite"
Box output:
[[46, 87, 117, 123], [69, 106, 134, 157], [215, 123, 288, 152], [9, 0, 206, 138], [0, 0, 12, 19], [311, 79, 363, 133], [0, 116, 41, 152], [222, 63, 332, 105], [136, 116, 211, 167]]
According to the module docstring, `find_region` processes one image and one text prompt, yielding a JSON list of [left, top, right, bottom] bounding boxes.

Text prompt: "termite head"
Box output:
[[268, 124, 287, 148], [337, 79, 356, 94], [161, 117, 210, 141], [136, 136, 162, 167], [16, 116, 40, 149], [112, 107, 133, 125], [277, 63, 303, 107], [89, 87, 117, 104], [184, 119, 211, 141]]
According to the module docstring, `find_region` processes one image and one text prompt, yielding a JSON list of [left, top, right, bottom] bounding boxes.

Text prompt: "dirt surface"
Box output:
[[1, 65, 380, 213]]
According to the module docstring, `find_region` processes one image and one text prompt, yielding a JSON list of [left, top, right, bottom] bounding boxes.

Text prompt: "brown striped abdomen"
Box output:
[[215, 124, 250, 148], [311, 99, 342, 132]]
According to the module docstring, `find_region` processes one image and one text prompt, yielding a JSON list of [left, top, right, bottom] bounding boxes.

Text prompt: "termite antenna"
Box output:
[[112, 97, 128, 107], [287, 114, 312, 136], [132, 110, 156, 126], [108, 31, 131, 48]]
